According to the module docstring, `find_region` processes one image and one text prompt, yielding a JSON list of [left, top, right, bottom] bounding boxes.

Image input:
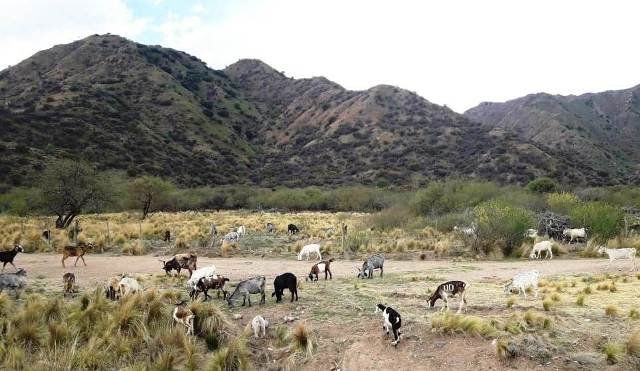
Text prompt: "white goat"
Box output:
[[504, 270, 539, 300], [563, 228, 586, 243], [525, 229, 538, 238], [186, 265, 217, 291], [529, 240, 553, 259], [597, 246, 637, 271], [251, 315, 269, 338], [117, 277, 143, 299], [237, 225, 246, 238], [297, 243, 322, 261]]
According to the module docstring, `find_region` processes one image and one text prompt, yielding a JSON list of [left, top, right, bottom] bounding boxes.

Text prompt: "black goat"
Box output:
[[287, 224, 300, 235], [272, 272, 298, 303], [1, 245, 24, 272]]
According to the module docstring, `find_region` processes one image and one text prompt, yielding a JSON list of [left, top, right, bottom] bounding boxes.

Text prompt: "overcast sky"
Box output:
[[2, 0, 639, 112]]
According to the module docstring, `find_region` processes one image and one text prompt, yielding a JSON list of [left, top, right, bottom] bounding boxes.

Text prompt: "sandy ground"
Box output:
[[12, 252, 622, 290]]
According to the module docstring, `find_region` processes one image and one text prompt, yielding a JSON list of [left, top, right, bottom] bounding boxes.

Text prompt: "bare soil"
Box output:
[[13, 253, 637, 371]]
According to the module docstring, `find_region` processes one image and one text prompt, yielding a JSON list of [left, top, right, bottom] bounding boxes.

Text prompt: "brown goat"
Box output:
[[62, 273, 75, 296], [307, 258, 335, 281], [61, 242, 94, 268]]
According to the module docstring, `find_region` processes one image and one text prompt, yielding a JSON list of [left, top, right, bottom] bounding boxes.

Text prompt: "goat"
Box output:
[[426, 281, 468, 313], [222, 231, 239, 243], [453, 224, 477, 238], [117, 276, 143, 299], [272, 272, 298, 303], [0, 268, 27, 298], [237, 225, 246, 237], [227, 276, 266, 307], [160, 253, 198, 277], [356, 254, 384, 279], [266, 223, 275, 233], [163, 230, 171, 242], [173, 300, 195, 335], [504, 270, 539, 300], [597, 246, 637, 271], [563, 228, 586, 243], [525, 229, 538, 238], [529, 240, 553, 259], [288, 224, 300, 235], [191, 274, 230, 301], [186, 265, 217, 293], [307, 259, 334, 281], [1, 244, 24, 271], [105, 275, 121, 300], [297, 243, 322, 261], [62, 272, 76, 296], [375, 304, 402, 346], [251, 315, 269, 338], [61, 242, 94, 268]]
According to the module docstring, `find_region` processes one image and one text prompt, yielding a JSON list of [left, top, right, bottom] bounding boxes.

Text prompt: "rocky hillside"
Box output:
[[465, 87, 640, 185], [0, 34, 630, 189]]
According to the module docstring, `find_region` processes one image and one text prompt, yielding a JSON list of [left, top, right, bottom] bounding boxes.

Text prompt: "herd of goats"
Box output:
[[0, 221, 637, 347]]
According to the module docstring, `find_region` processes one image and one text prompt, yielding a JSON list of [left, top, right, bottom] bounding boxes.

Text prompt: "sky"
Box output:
[[2, 0, 640, 113]]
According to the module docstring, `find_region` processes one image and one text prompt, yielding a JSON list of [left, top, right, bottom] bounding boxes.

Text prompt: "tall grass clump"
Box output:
[[605, 305, 620, 317], [627, 331, 640, 357], [290, 323, 314, 357], [205, 337, 249, 371], [602, 342, 624, 364]]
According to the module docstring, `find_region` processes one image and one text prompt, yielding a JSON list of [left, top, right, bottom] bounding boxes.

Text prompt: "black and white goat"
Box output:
[[426, 281, 468, 313], [1, 244, 24, 272], [375, 304, 402, 346]]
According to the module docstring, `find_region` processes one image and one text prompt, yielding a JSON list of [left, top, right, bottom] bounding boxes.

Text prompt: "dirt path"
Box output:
[[14, 253, 620, 288]]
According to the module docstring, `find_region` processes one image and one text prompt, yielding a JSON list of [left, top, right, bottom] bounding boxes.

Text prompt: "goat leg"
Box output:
[[81, 256, 87, 266]]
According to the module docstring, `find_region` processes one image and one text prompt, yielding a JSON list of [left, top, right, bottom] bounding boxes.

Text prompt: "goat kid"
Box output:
[[61, 242, 94, 268], [307, 259, 334, 281], [251, 315, 269, 338], [375, 304, 402, 346], [297, 244, 322, 261], [426, 281, 468, 313], [62, 272, 76, 296], [173, 300, 195, 335], [529, 240, 553, 260], [504, 270, 539, 300]]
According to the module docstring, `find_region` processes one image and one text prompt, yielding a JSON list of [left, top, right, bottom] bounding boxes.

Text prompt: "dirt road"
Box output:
[[15, 253, 619, 288]]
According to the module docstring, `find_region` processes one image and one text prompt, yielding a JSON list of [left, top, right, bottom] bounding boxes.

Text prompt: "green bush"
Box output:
[[368, 205, 412, 231], [412, 180, 499, 216], [569, 202, 623, 242], [527, 177, 557, 193], [546, 193, 580, 215], [474, 201, 535, 256]]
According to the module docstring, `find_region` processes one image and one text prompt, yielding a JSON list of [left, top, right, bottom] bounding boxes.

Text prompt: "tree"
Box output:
[[126, 176, 175, 219], [38, 160, 111, 229]]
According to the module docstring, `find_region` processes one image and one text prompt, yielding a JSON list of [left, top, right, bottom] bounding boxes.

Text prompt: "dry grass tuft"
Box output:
[[542, 299, 553, 311], [431, 313, 497, 338], [205, 337, 250, 371], [494, 338, 517, 362], [576, 294, 585, 306], [506, 296, 516, 309], [605, 305, 620, 317], [629, 308, 640, 320], [291, 323, 315, 357]]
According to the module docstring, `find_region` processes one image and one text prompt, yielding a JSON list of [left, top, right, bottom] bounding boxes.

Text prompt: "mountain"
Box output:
[[0, 34, 258, 188], [465, 87, 640, 185], [0, 34, 629, 189]]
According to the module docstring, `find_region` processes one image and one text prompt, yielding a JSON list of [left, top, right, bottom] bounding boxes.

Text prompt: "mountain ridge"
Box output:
[[0, 34, 635, 189]]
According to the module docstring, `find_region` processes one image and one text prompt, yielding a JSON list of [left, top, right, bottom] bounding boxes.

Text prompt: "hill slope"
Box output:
[[0, 34, 630, 188], [465, 87, 640, 185], [0, 34, 259, 187]]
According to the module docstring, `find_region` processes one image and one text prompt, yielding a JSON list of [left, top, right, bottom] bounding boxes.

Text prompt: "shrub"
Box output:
[[629, 308, 640, 320], [368, 205, 411, 231], [527, 177, 557, 193], [474, 201, 534, 256], [569, 202, 624, 242], [205, 337, 249, 371], [545, 193, 580, 215], [576, 294, 585, 306], [430, 313, 497, 338]]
